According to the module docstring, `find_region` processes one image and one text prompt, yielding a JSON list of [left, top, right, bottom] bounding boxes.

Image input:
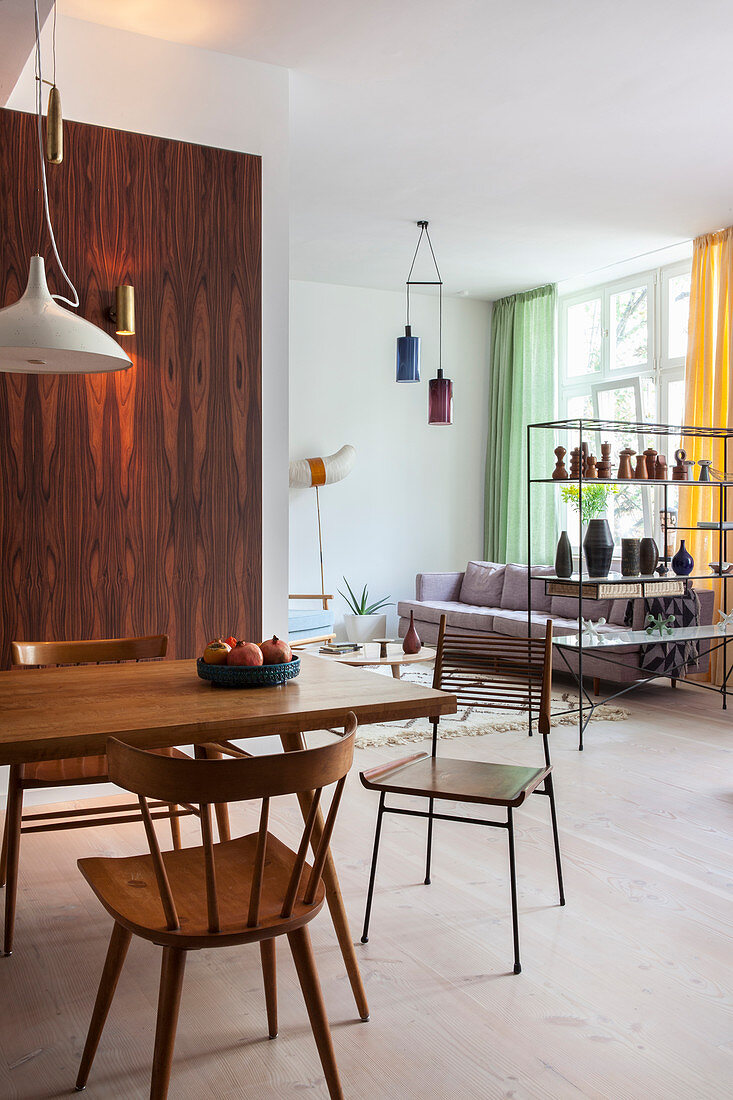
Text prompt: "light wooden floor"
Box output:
[[0, 678, 731, 1099]]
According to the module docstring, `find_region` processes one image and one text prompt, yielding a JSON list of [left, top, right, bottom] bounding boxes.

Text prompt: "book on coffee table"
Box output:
[[319, 642, 363, 654]]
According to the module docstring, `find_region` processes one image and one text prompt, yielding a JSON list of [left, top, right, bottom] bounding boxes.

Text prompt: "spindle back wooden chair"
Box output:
[[360, 616, 565, 974], [0, 634, 189, 957], [75, 714, 357, 1100]]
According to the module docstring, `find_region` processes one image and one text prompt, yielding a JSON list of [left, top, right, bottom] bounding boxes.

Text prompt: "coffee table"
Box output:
[[305, 641, 436, 679]]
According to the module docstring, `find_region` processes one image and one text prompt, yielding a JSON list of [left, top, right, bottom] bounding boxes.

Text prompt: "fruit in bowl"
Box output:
[[260, 635, 293, 665], [202, 639, 231, 665], [224, 635, 238, 650], [227, 641, 264, 666]]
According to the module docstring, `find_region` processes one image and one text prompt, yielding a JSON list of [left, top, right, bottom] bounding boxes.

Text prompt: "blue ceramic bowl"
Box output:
[[196, 655, 300, 688]]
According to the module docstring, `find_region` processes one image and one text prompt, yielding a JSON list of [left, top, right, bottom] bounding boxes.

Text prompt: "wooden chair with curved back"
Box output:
[[0, 634, 189, 957], [75, 714, 357, 1100], [359, 616, 565, 974]]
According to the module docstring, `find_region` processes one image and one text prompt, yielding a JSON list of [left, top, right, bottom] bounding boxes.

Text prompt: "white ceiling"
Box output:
[[59, 1, 733, 298]]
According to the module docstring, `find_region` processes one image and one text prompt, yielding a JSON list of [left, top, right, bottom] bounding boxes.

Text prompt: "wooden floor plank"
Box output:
[[0, 678, 731, 1098]]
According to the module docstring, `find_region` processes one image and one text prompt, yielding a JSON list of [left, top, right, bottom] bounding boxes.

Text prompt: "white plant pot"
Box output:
[[344, 613, 387, 643]]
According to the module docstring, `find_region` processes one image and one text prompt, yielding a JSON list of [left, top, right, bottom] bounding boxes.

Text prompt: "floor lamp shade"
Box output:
[[428, 368, 453, 425], [0, 257, 132, 374], [396, 324, 420, 382]]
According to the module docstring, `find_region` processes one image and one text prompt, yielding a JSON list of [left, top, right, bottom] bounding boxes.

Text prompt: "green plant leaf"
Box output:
[[339, 577, 391, 615]]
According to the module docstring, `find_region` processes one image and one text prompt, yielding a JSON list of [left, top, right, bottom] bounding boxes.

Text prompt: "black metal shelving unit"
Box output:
[[527, 417, 733, 749]]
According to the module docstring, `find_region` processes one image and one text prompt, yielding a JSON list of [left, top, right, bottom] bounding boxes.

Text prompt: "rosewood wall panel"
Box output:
[[0, 109, 261, 666]]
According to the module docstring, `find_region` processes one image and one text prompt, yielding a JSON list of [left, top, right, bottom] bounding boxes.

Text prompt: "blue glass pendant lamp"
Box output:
[[395, 221, 453, 423]]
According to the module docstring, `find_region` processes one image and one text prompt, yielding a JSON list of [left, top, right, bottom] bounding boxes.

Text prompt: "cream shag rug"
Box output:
[[355, 666, 630, 749]]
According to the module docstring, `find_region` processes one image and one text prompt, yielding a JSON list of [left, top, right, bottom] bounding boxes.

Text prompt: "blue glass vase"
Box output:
[[396, 325, 420, 382], [672, 539, 694, 576]]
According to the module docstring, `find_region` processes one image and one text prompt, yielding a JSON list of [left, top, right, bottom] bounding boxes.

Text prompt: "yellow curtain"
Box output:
[[678, 227, 733, 682]]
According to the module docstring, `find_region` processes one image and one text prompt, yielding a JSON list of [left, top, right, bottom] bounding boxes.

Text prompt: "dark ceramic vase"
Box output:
[[555, 531, 573, 578], [583, 518, 614, 578], [621, 538, 640, 576], [640, 537, 659, 575], [672, 539, 694, 576], [402, 610, 422, 654]]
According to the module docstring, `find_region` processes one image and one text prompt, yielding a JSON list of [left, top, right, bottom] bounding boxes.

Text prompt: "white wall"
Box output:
[[289, 281, 491, 637], [7, 15, 290, 637]]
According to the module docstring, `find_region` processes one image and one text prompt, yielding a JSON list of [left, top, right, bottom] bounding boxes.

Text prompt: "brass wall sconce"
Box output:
[[108, 285, 135, 335]]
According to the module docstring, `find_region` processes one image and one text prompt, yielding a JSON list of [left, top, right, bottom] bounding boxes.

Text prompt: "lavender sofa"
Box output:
[[397, 561, 713, 684]]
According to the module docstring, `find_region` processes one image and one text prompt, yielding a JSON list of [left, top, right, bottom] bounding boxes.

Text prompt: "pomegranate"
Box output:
[[260, 635, 293, 665], [227, 641, 264, 667], [202, 639, 230, 665]]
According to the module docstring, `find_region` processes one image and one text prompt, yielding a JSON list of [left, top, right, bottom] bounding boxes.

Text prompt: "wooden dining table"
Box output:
[[0, 653, 456, 1022]]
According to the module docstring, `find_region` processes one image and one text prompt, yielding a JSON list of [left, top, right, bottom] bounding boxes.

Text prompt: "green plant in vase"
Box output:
[[338, 577, 392, 644], [561, 483, 620, 579]]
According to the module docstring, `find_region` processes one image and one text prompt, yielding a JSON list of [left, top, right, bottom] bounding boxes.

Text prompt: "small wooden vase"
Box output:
[[402, 611, 422, 654]]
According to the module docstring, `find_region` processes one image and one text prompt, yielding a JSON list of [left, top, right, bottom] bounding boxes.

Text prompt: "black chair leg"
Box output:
[[507, 808, 521, 974], [361, 792, 385, 944], [424, 797, 435, 885], [545, 775, 566, 906]]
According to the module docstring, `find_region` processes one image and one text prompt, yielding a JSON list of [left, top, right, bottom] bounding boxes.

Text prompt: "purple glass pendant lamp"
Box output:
[[396, 220, 454, 423]]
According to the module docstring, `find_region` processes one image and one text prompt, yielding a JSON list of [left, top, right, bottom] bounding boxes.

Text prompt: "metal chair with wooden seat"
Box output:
[[75, 715, 357, 1100], [359, 615, 565, 974], [0, 635, 190, 957]]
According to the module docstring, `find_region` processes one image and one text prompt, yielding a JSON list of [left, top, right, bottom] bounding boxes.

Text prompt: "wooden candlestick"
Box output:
[[617, 448, 635, 479], [643, 447, 658, 478], [634, 454, 649, 479], [552, 446, 569, 479]]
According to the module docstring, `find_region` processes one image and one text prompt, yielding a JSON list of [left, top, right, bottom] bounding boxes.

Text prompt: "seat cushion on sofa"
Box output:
[[459, 561, 505, 607], [491, 610, 561, 638], [288, 609, 335, 637], [609, 597, 633, 626], [551, 595, 612, 620], [500, 564, 554, 613], [397, 600, 494, 633]]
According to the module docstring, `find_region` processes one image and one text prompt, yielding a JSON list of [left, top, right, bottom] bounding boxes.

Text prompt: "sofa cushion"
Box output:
[[459, 561, 505, 607], [609, 597, 633, 626], [500, 564, 554, 613], [288, 609, 335, 636], [490, 610, 564, 638], [551, 595, 612, 621], [397, 600, 494, 633]]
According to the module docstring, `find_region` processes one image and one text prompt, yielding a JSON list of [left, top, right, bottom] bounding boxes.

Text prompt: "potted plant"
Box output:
[[338, 578, 391, 643], [561, 483, 619, 578]]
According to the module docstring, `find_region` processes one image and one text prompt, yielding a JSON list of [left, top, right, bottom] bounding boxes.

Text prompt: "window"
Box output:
[[558, 260, 692, 546]]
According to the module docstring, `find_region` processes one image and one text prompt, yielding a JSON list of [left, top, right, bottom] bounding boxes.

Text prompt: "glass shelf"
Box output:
[[530, 478, 733, 487], [553, 622, 733, 651], [544, 572, 731, 584]]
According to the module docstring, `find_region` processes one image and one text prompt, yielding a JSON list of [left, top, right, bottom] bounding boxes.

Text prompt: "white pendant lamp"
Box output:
[[0, 0, 132, 375], [0, 256, 132, 373]]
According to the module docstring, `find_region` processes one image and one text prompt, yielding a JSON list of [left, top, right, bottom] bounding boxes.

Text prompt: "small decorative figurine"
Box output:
[[645, 612, 675, 637], [569, 447, 582, 478], [617, 447, 635, 479], [633, 454, 649, 479], [672, 448, 689, 480], [655, 454, 667, 480], [552, 446, 569, 479], [581, 617, 607, 643], [643, 447, 658, 478], [717, 609, 733, 630], [698, 459, 712, 482], [586, 454, 598, 478], [596, 442, 613, 479], [656, 561, 669, 576], [581, 441, 589, 475]]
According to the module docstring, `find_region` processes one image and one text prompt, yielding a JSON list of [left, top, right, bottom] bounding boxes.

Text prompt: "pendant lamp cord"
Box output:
[[405, 221, 443, 366], [33, 0, 79, 308]]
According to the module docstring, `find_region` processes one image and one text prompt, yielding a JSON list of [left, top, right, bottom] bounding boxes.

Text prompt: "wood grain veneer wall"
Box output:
[[0, 109, 262, 667]]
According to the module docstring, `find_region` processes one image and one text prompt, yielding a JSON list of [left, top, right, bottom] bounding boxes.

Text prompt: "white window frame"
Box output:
[[558, 260, 692, 546]]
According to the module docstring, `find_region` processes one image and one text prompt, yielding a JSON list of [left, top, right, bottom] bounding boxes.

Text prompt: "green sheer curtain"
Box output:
[[484, 283, 557, 564]]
